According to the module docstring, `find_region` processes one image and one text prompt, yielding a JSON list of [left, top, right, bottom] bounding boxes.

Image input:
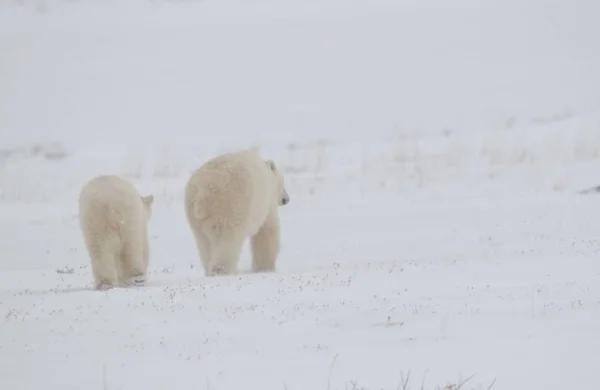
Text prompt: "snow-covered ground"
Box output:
[[1, 1, 600, 389]]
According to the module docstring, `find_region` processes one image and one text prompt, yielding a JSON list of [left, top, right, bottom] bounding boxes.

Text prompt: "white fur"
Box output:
[[78, 175, 154, 290], [184, 149, 290, 276]]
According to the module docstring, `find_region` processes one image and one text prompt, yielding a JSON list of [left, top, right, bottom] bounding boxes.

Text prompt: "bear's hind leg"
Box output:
[[87, 240, 120, 290], [210, 237, 244, 276], [192, 229, 213, 276], [120, 236, 149, 287], [251, 214, 280, 273]]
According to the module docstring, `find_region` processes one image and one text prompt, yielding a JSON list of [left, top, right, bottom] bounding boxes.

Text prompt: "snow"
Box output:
[[1, 0, 600, 389]]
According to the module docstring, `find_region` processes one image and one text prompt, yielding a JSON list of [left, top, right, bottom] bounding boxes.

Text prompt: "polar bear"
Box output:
[[184, 149, 290, 276], [78, 175, 154, 290]]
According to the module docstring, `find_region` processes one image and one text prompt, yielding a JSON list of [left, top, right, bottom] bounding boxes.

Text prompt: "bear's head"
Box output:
[[266, 159, 290, 206], [140, 194, 154, 220]]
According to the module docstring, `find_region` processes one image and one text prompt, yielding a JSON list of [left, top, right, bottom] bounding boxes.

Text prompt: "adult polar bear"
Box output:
[[79, 175, 154, 290], [184, 149, 290, 276]]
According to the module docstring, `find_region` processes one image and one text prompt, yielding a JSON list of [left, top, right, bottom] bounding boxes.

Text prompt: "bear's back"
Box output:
[[79, 175, 143, 236]]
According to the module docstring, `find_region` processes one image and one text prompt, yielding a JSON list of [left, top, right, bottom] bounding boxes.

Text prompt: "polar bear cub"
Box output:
[[78, 175, 154, 290], [184, 149, 290, 276]]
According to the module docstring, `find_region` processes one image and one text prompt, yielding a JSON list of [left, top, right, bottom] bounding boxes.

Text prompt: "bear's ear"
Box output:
[[265, 159, 277, 172], [141, 195, 154, 207]]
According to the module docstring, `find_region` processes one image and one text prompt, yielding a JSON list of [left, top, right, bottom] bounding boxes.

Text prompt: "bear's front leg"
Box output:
[[251, 212, 280, 273]]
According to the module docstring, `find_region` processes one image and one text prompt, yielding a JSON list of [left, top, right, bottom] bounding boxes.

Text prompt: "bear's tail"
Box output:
[[189, 191, 209, 221]]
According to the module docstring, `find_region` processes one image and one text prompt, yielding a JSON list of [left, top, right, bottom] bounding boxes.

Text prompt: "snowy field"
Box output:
[[1, 0, 600, 389]]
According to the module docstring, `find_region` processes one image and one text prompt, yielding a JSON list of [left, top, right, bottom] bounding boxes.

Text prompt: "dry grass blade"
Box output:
[[397, 370, 411, 390], [327, 354, 339, 390]]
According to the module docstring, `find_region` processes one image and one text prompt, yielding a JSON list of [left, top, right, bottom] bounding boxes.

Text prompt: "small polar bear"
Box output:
[[78, 175, 154, 290], [184, 149, 290, 276]]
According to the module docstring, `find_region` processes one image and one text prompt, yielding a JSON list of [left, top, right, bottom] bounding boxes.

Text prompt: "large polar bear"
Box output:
[[184, 149, 290, 276], [78, 175, 154, 290]]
